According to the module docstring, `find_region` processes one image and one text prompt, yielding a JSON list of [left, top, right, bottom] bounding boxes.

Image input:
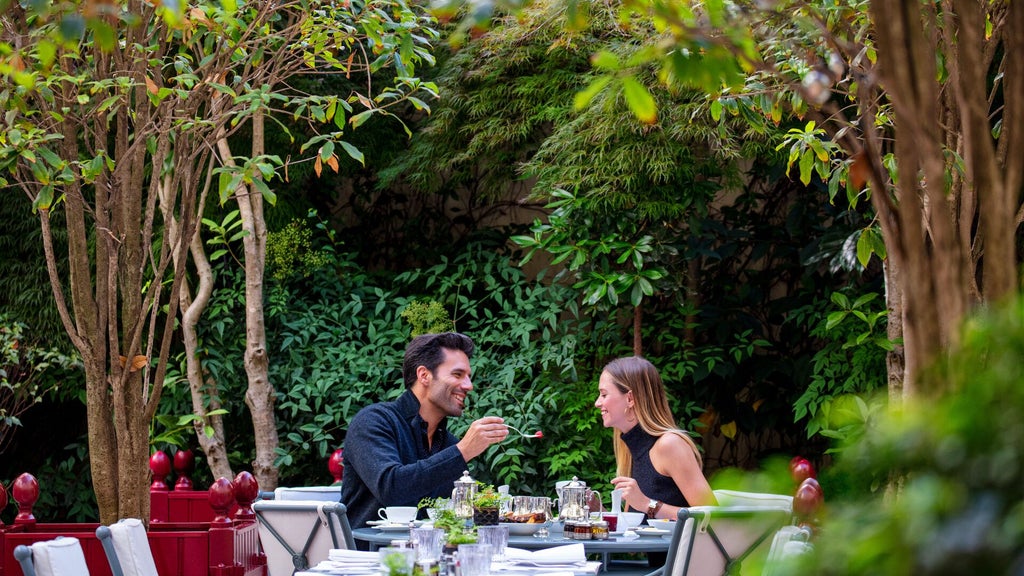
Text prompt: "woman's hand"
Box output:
[[610, 476, 647, 512]]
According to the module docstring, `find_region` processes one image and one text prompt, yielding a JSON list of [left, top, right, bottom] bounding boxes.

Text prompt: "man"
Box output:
[[341, 332, 509, 536]]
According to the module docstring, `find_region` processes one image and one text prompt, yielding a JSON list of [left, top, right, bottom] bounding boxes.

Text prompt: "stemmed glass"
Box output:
[[530, 496, 552, 539]]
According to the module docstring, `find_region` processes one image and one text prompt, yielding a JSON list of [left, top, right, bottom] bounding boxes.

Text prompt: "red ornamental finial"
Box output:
[[793, 477, 824, 523], [329, 448, 344, 483], [13, 473, 39, 525], [789, 456, 816, 484], [173, 449, 195, 491], [233, 471, 258, 522], [0, 480, 8, 526], [208, 477, 235, 525], [150, 451, 171, 491]]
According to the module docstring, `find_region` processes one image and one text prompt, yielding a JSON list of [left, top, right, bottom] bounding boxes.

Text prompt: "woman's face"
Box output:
[[595, 370, 633, 431]]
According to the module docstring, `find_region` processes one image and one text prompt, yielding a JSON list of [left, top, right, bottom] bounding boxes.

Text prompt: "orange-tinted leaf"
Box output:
[[849, 150, 871, 189], [145, 76, 159, 95], [314, 155, 323, 177], [130, 355, 148, 371], [326, 154, 339, 173]]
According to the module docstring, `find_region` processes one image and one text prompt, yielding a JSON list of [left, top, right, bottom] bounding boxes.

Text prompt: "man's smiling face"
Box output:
[[425, 347, 473, 417]]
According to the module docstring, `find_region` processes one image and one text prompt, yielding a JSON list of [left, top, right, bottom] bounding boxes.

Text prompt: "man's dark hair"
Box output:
[[403, 332, 475, 388]]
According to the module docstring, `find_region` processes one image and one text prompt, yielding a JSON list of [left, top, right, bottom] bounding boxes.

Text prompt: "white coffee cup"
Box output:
[[378, 506, 418, 524]]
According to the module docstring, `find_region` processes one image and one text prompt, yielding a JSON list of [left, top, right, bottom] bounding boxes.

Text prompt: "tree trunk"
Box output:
[[216, 113, 280, 490], [882, 258, 905, 403], [161, 169, 234, 482]]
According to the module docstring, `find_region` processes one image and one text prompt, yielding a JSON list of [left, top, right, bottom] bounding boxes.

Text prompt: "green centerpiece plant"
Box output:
[[471, 483, 507, 526]]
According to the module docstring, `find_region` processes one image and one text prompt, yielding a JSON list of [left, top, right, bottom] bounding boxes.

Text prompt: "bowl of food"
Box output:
[[646, 518, 675, 531]]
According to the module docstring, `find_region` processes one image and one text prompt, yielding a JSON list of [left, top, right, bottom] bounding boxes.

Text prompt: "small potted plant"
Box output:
[[420, 497, 476, 552], [471, 483, 507, 526]]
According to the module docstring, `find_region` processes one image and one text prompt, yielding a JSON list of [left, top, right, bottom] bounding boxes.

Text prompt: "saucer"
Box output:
[[367, 520, 422, 530], [634, 527, 671, 537]]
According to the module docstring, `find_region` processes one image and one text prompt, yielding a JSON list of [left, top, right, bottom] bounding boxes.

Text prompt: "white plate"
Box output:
[[499, 522, 548, 536], [634, 527, 671, 537], [368, 520, 422, 530]]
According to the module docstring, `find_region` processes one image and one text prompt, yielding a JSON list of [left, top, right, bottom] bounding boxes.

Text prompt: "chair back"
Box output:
[[761, 525, 812, 576], [253, 499, 354, 576], [13, 536, 91, 576], [663, 506, 793, 576], [712, 490, 793, 513], [273, 486, 342, 501], [96, 518, 160, 576]]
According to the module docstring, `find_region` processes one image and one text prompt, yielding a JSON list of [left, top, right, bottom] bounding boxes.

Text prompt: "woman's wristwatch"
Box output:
[[646, 499, 663, 518]]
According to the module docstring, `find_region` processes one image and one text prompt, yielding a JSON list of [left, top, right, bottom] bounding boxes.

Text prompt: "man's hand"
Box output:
[[457, 416, 509, 461]]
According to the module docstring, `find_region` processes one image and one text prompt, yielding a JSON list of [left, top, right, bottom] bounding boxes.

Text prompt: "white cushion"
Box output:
[[30, 537, 90, 576], [109, 518, 159, 576], [274, 486, 341, 501], [713, 489, 793, 512]]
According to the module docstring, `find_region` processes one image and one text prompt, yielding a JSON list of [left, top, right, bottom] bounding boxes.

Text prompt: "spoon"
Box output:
[[506, 424, 543, 438]]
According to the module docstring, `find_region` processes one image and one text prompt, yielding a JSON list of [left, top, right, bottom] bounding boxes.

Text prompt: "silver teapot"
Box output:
[[556, 476, 602, 521], [451, 470, 477, 519]]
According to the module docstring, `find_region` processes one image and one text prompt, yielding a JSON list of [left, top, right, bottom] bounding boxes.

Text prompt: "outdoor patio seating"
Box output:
[[711, 490, 794, 513], [761, 525, 813, 576], [96, 518, 160, 576], [253, 499, 354, 576], [658, 505, 794, 576], [13, 536, 91, 576], [271, 486, 342, 501]]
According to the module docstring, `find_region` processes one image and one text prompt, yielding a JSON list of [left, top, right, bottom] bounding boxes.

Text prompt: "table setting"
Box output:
[[294, 543, 602, 576]]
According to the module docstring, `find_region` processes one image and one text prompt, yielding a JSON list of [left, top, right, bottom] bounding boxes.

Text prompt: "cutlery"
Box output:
[[505, 424, 543, 438]]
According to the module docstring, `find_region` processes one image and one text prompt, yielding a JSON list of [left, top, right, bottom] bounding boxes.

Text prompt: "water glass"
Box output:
[[411, 527, 445, 563], [476, 525, 509, 561], [379, 546, 416, 576], [457, 543, 493, 576]]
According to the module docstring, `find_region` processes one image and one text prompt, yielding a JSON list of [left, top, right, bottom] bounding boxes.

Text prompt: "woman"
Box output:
[[595, 356, 716, 522]]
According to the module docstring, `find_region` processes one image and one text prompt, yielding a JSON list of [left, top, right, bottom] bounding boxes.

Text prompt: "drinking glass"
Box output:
[[476, 525, 509, 562], [379, 546, 416, 576], [457, 544, 493, 576], [528, 496, 552, 538], [411, 527, 445, 563]]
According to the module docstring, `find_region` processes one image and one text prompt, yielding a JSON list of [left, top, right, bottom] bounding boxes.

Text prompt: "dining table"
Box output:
[[351, 525, 670, 575]]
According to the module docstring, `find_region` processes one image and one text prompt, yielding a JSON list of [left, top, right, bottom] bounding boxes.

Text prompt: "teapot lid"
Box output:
[[455, 470, 475, 486], [565, 476, 586, 489]]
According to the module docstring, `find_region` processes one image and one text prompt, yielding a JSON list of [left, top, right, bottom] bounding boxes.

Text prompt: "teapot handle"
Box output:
[[586, 490, 603, 513]]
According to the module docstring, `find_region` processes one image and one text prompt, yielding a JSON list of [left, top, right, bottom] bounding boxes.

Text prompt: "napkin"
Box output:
[[328, 549, 382, 564], [611, 489, 622, 514], [504, 544, 586, 566]]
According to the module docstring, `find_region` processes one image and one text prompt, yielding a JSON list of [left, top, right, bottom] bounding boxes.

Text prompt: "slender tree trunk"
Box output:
[[161, 166, 234, 482], [216, 112, 280, 490], [882, 259, 905, 403]]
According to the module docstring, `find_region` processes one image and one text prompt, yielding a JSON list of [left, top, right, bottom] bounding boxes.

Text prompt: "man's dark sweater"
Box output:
[[341, 389, 468, 537]]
